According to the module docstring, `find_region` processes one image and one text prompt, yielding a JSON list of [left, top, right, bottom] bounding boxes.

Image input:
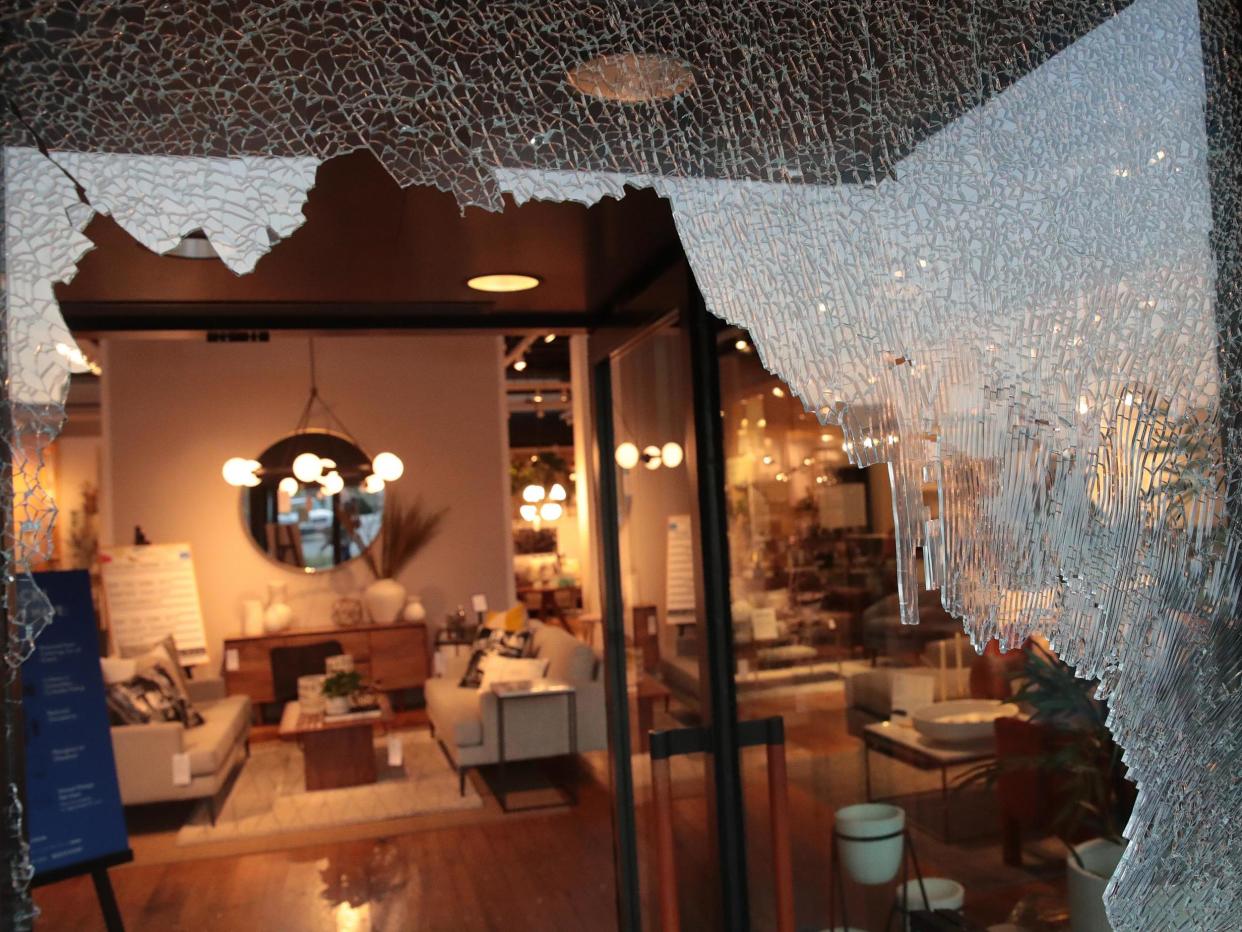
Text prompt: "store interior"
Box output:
[[28, 150, 1132, 932]]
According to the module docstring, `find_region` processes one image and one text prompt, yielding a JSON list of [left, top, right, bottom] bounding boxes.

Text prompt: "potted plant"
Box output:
[[358, 494, 447, 623], [321, 670, 363, 716], [960, 642, 1135, 932]]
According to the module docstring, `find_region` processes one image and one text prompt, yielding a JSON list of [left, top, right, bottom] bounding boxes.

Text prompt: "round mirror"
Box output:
[[241, 431, 384, 572]]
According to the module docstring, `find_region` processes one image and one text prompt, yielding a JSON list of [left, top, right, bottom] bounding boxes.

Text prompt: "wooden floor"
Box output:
[[33, 687, 1067, 931]]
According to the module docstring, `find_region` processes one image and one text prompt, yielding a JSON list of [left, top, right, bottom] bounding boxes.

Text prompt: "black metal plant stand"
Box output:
[[828, 824, 936, 932]]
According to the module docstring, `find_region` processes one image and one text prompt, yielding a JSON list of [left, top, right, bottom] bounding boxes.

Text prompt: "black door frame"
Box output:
[[592, 285, 749, 931]]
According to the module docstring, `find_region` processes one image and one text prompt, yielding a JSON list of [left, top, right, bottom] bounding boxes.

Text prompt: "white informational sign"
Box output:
[[750, 608, 779, 641], [99, 543, 210, 666], [819, 482, 870, 529], [665, 514, 696, 622]]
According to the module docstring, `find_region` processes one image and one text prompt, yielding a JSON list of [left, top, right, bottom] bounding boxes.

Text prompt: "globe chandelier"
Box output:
[[221, 338, 404, 494]]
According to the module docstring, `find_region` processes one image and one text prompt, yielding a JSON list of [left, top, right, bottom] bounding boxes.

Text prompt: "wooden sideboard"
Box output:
[[222, 621, 430, 714]]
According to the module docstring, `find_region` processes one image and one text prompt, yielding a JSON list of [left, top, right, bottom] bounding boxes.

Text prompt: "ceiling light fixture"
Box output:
[[466, 273, 542, 293], [513, 359, 528, 372], [544, 334, 556, 343], [221, 338, 403, 492], [567, 52, 695, 104]]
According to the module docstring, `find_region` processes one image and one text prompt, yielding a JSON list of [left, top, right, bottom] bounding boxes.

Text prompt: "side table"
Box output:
[[862, 720, 995, 842], [491, 679, 577, 813]]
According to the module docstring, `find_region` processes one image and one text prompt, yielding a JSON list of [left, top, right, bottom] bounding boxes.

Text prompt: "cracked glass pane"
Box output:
[[2, 0, 1240, 927]]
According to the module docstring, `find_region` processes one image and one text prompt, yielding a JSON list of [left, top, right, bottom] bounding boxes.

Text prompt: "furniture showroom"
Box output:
[[4, 1, 1240, 931]]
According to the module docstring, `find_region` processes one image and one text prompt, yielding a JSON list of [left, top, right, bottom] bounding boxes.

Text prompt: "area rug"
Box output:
[[176, 729, 481, 846]]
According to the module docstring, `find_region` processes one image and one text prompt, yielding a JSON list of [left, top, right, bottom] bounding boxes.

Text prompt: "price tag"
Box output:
[[172, 752, 191, 786], [471, 593, 489, 613], [224, 648, 240, 672]]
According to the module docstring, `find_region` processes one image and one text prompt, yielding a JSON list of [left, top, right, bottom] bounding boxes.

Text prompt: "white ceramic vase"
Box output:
[[264, 581, 293, 633], [364, 577, 407, 624], [402, 595, 427, 623], [1067, 838, 1126, 932], [834, 803, 906, 885]]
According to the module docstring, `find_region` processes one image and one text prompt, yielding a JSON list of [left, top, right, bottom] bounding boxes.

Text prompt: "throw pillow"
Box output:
[[484, 604, 528, 633], [459, 626, 533, 688], [477, 655, 549, 692], [105, 639, 204, 728]]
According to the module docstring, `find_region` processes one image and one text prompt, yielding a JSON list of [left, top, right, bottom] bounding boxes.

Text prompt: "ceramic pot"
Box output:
[[835, 803, 905, 885], [324, 695, 351, 716], [364, 577, 407, 624], [241, 599, 265, 637], [402, 595, 427, 623], [1067, 838, 1126, 932], [264, 582, 293, 633]]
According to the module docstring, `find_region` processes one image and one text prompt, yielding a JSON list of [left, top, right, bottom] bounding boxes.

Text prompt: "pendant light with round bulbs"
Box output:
[[221, 339, 405, 496]]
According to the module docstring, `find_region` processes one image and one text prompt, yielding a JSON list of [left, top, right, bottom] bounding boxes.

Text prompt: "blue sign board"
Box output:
[[23, 571, 130, 878]]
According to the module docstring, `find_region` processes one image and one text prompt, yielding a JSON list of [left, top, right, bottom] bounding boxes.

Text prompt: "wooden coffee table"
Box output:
[[278, 695, 394, 790]]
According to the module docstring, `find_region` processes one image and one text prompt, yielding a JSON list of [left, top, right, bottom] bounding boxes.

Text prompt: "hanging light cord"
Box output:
[[292, 337, 366, 450]]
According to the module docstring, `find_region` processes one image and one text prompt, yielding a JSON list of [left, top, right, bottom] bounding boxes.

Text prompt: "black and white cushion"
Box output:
[[459, 627, 533, 688]]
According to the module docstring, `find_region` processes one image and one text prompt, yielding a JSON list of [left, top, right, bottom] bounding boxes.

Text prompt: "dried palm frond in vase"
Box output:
[[360, 493, 448, 580]]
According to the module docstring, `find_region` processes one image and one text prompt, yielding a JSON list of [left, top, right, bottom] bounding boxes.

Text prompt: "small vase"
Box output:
[[264, 581, 293, 633], [401, 595, 427, 623], [364, 578, 407, 624]]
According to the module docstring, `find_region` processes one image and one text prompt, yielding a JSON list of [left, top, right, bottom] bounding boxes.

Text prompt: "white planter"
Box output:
[[1067, 838, 1126, 932], [364, 577, 407, 624], [835, 803, 905, 885], [324, 695, 351, 716]]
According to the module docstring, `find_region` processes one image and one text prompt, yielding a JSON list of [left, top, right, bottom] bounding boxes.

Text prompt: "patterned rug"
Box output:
[[176, 729, 481, 846]]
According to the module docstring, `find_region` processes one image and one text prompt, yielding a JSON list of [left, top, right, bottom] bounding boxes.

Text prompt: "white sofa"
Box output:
[[110, 677, 250, 820], [425, 623, 606, 794]]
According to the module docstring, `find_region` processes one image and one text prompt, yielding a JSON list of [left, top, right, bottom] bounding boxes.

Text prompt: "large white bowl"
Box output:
[[911, 699, 1018, 745]]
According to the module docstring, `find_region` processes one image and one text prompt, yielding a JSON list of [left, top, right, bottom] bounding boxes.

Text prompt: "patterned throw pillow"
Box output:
[[459, 627, 533, 688], [105, 639, 204, 728]]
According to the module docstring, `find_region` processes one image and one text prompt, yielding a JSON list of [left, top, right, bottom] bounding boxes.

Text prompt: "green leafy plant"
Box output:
[[322, 670, 363, 699], [957, 641, 1135, 868], [359, 493, 448, 580]]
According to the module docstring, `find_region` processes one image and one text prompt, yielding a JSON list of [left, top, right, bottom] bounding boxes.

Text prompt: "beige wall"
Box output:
[[101, 335, 513, 668]]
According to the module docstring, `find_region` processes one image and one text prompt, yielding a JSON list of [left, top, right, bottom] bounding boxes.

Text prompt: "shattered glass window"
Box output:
[[2, 0, 1239, 927]]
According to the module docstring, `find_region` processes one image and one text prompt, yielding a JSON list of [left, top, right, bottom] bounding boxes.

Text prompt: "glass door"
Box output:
[[593, 278, 754, 931]]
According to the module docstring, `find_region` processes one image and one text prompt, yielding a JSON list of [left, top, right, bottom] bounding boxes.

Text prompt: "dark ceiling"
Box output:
[[58, 150, 684, 333], [4, 1, 1131, 209]]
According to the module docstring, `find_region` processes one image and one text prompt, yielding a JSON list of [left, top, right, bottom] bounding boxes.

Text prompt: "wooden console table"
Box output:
[[223, 621, 429, 717]]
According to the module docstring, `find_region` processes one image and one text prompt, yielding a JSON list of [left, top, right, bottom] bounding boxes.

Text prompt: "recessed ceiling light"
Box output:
[[567, 52, 695, 104], [467, 273, 541, 293]]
